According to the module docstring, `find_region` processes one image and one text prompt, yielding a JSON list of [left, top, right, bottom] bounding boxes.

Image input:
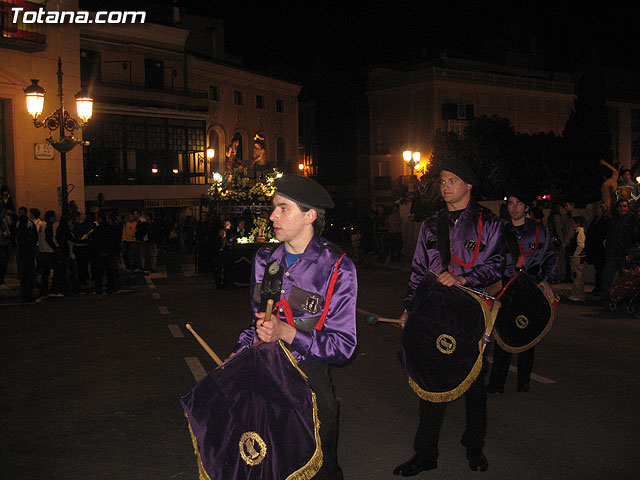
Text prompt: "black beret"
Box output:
[[439, 158, 478, 185], [274, 175, 335, 211], [505, 184, 536, 206]]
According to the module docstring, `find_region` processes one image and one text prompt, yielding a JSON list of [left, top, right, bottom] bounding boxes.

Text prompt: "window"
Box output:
[[234, 90, 244, 106], [276, 99, 284, 113], [80, 50, 101, 83], [208, 85, 220, 101], [256, 95, 265, 109], [276, 137, 286, 167], [145, 59, 164, 89]]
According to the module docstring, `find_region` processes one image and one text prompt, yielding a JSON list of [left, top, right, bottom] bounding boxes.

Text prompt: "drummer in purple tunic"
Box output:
[[486, 186, 557, 394], [394, 159, 504, 476], [233, 174, 357, 480]]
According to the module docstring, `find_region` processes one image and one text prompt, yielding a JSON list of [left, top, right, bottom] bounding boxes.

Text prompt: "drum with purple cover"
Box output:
[[181, 341, 322, 480], [493, 270, 556, 353], [399, 272, 500, 403]]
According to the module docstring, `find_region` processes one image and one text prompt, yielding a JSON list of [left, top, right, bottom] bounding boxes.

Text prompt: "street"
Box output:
[[1, 259, 639, 479]]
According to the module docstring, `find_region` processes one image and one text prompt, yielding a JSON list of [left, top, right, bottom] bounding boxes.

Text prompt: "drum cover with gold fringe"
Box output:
[[399, 273, 489, 403], [493, 271, 554, 353], [180, 341, 322, 480]]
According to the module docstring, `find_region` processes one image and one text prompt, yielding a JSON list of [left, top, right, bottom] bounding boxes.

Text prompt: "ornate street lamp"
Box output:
[[24, 57, 93, 214], [403, 149, 421, 177]]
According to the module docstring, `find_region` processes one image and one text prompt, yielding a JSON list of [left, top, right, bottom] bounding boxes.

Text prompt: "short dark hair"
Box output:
[[621, 168, 631, 175], [573, 216, 584, 227], [29, 208, 40, 218], [44, 210, 56, 222], [297, 204, 325, 235]]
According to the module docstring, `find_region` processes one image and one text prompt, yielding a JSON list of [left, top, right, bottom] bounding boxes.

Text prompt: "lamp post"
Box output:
[[402, 150, 421, 177], [24, 57, 93, 215]]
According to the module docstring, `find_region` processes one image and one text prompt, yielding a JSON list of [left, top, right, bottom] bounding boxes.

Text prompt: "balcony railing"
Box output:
[[1, 0, 46, 50]]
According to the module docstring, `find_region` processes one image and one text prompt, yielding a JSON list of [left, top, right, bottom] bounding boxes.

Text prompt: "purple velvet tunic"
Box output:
[[405, 200, 504, 307], [234, 235, 358, 364], [504, 218, 557, 283]]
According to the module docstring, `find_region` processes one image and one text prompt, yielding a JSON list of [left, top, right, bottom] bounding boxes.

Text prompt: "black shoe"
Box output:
[[467, 452, 488, 472], [485, 385, 504, 394], [393, 455, 437, 476], [517, 383, 529, 392]]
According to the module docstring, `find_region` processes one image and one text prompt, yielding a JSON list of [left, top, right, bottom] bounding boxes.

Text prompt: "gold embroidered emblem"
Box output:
[[436, 334, 456, 354], [239, 432, 267, 466], [515, 315, 529, 329]]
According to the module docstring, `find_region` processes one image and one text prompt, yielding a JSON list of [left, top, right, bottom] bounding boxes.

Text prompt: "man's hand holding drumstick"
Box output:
[[255, 299, 297, 345]]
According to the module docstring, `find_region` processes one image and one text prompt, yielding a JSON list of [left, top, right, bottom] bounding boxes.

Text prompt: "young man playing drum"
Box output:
[[232, 174, 358, 480], [486, 187, 557, 394], [394, 159, 504, 476]]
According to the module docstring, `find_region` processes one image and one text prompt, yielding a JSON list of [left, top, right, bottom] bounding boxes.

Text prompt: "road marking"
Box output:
[[145, 276, 156, 290], [185, 356, 207, 382], [168, 324, 184, 338], [486, 356, 556, 384], [159, 306, 169, 314], [152, 292, 161, 300]]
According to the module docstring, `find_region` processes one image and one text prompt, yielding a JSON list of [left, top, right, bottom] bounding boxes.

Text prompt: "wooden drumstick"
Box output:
[[185, 323, 224, 366], [365, 314, 404, 325], [259, 299, 274, 326]]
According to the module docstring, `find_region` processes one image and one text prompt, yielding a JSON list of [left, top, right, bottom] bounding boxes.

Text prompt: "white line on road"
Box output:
[[158, 306, 169, 315], [486, 356, 556, 384], [184, 356, 207, 382], [152, 292, 161, 300], [168, 324, 184, 338]]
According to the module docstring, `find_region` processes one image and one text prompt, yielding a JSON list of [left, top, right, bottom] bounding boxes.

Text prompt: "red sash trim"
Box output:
[[450, 216, 483, 273], [516, 224, 540, 267], [272, 253, 346, 331]]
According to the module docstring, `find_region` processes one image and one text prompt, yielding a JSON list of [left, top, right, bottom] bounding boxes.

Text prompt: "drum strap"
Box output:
[[437, 211, 483, 274], [507, 224, 540, 269], [273, 254, 346, 331]]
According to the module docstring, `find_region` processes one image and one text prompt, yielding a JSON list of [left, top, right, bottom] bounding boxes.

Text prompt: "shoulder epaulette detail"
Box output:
[[322, 241, 344, 256]]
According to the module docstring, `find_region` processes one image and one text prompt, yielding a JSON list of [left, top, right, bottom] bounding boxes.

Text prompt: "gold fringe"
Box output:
[[285, 390, 324, 480], [184, 411, 212, 480], [408, 340, 484, 403], [279, 340, 323, 479], [493, 295, 555, 353]]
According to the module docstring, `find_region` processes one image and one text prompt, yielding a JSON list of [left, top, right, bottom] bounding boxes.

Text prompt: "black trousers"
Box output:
[[299, 361, 343, 480], [413, 369, 487, 462], [488, 344, 535, 389], [18, 254, 36, 301]]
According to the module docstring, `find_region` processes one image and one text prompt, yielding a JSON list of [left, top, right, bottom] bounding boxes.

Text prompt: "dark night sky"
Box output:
[[83, 1, 640, 82]]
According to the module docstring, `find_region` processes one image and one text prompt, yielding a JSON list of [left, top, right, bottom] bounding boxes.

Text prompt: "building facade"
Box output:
[[367, 57, 577, 205], [1, 0, 85, 213], [1, 1, 300, 217], [367, 56, 640, 205], [80, 12, 300, 216]]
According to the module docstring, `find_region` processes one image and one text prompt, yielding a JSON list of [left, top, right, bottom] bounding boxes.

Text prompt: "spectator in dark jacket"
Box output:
[[585, 202, 611, 296], [92, 212, 122, 294], [601, 199, 640, 306], [16, 208, 38, 301]]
